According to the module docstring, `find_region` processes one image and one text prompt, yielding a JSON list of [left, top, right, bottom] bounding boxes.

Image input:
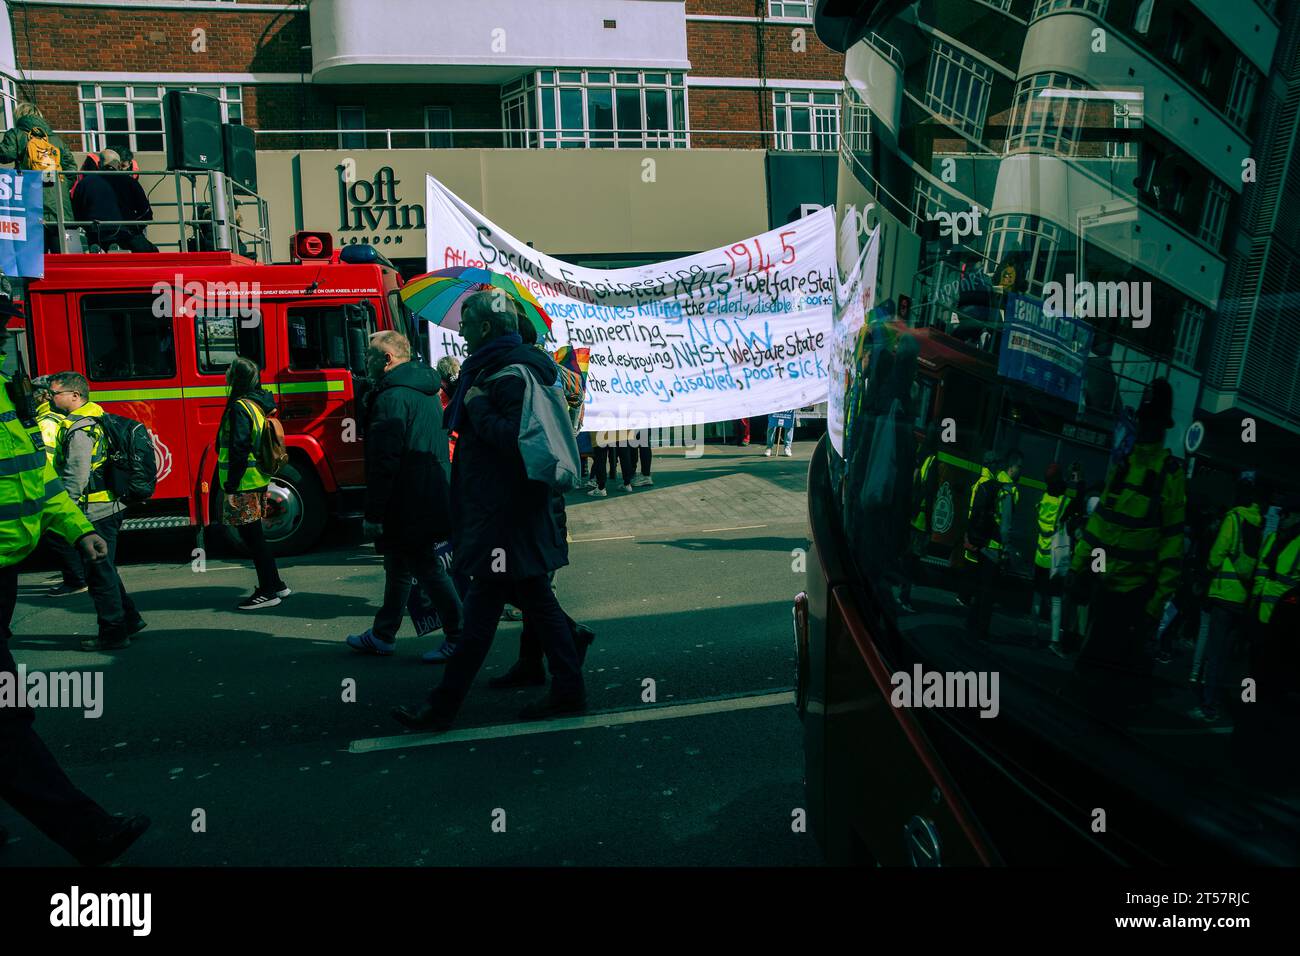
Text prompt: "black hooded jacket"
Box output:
[[218, 388, 276, 492], [364, 360, 451, 552], [452, 343, 569, 581]]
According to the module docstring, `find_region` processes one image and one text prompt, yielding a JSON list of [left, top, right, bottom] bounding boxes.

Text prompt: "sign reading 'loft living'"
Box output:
[[335, 164, 425, 246]]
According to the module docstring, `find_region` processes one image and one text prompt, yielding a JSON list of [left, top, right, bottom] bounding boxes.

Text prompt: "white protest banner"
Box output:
[[827, 225, 880, 456], [424, 176, 835, 432]]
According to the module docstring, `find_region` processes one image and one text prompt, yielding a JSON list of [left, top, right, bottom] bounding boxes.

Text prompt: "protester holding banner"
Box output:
[[764, 412, 795, 457], [630, 431, 653, 487], [393, 290, 585, 731], [589, 431, 635, 497]]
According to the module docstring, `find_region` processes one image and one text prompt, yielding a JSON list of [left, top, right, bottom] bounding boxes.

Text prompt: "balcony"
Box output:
[[309, 0, 690, 84]]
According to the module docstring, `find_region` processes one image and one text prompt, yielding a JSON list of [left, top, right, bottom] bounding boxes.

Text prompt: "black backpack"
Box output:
[[67, 412, 158, 504], [966, 477, 1002, 549]]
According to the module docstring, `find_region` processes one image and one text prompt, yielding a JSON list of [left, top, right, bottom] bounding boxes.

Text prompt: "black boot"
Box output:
[[519, 690, 587, 720], [392, 703, 455, 732], [488, 661, 547, 689]]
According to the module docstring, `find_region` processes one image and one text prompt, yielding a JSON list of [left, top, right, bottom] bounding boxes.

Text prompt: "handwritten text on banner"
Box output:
[[424, 175, 835, 431]]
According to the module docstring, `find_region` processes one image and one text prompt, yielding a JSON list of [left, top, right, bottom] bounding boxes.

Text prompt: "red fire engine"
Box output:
[[5, 233, 417, 554]]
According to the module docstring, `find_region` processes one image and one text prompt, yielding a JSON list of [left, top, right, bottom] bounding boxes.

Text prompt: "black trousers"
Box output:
[[1074, 587, 1156, 710], [965, 553, 1000, 640], [44, 532, 86, 588], [81, 511, 142, 640], [593, 445, 634, 490], [0, 566, 119, 858], [372, 546, 463, 643], [234, 519, 283, 594], [427, 573, 582, 718]]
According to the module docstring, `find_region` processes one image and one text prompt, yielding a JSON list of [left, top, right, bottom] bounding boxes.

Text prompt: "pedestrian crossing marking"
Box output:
[[348, 690, 794, 753]]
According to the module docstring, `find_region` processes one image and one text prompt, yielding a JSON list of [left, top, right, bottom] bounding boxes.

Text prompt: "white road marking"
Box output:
[[569, 534, 636, 543], [349, 690, 794, 754], [699, 524, 767, 533]]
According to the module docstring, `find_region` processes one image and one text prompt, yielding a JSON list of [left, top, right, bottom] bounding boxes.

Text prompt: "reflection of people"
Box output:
[[899, 423, 941, 613], [1196, 479, 1265, 723], [1068, 379, 1185, 714], [1033, 463, 1073, 653]]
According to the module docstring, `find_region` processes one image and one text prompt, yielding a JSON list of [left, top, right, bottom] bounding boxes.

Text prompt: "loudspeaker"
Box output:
[[165, 90, 223, 172], [223, 123, 257, 194]]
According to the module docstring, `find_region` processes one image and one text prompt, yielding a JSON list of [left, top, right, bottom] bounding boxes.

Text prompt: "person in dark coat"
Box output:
[[346, 330, 463, 657], [70, 149, 127, 251], [393, 291, 585, 730], [108, 148, 157, 251]]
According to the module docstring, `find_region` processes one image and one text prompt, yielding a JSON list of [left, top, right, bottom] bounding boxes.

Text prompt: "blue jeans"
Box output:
[[766, 421, 792, 451], [427, 573, 583, 718]]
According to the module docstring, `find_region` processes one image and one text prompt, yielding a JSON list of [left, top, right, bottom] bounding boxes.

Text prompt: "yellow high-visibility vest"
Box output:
[[217, 398, 270, 492], [54, 401, 114, 505], [1035, 492, 1068, 569], [1208, 504, 1263, 607], [1069, 442, 1186, 618], [1, 375, 95, 569], [1252, 528, 1300, 625], [911, 454, 936, 532]]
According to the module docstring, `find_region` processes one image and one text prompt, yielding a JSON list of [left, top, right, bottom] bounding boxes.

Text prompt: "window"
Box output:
[[0, 75, 16, 131], [1105, 101, 1140, 159], [79, 84, 242, 154], [1005, 73, 1089, 155], [287, 305, 372, 371], [388, 290, 426, 361], [196, 312, 265, 374], [925, 40, 994, 139], [1173, 300, 1206, 367], [768, 0, 812, 18], [773, 90, 840, 150], [1031, 0, 1108, 19], [842, 83, 872, 157], [337, 107, 366, 150], [913, 177, 948, 225], [81, 294, 176, 381], [1135, 143, 1163, 196], [1165, 15, 1189, 64], [1198, 178, 1231, 247], [425, 107, 453, 148], [1199, 42, 1220, 89], [502, 70, 688, 149], [983, 214, 1060, 294], [1225, 56, 1259, 128]]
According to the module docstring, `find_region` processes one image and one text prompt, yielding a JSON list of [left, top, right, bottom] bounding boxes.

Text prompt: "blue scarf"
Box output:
[[444, 333, 522, 433]]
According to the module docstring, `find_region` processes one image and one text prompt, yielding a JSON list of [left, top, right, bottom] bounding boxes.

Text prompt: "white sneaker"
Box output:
[[782, 447, 793, 457], [623, 483, 634, 492], [764, 448, 773, 457], [630, 475, 652, 487], [587, 487, 607, 497], [583, 477, 597, 490]]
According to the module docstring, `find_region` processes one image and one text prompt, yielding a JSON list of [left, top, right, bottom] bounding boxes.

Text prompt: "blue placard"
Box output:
[[0, 171, 46, 279], [771, 411, 795, 429], [998, 293, 1093, 403]]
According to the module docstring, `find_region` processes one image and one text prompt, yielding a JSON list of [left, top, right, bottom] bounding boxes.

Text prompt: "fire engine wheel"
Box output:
[[206, 462, 327, 558], [262, 463, 327, 556]]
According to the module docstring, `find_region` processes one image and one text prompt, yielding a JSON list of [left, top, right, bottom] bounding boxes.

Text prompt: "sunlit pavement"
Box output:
[[2, 441, 824, 866]]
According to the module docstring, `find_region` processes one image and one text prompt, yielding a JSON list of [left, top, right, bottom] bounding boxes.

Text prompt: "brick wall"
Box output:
[[688, 22, 842, 79], [688, 88, 766, 147], [10, 4, 310, 74]]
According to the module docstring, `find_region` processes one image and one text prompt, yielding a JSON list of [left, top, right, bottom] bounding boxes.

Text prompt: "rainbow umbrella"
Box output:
[[400, 266, 551, 337], [553, 345, 590, 386]]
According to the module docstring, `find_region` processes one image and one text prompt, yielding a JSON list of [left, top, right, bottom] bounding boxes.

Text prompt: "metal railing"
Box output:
[[46, 167, 270, 261], [57, 126, 846, 153]]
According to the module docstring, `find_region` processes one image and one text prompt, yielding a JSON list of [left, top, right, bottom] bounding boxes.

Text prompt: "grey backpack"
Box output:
[[486, 363, 582, 493]]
